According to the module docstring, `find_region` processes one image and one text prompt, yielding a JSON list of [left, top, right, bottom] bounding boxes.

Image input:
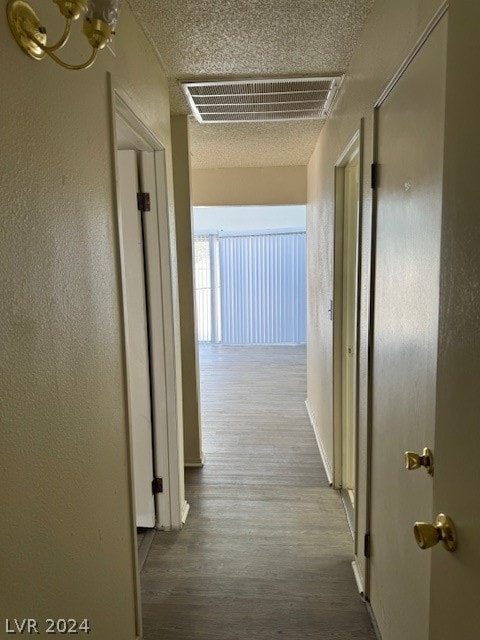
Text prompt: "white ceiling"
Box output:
[[128, 0, 375, 168]]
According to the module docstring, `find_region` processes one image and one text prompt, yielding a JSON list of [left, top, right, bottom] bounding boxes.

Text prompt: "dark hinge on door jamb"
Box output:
[[364, 533, 371, 558], [152, 477, 163, 494], [137, 192, 151, 212], [371, 163, 378, 190]]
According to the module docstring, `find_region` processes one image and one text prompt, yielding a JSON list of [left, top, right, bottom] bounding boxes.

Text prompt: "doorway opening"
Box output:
[[333, 132, 361, 534], [191, 204, 308, 525], [116, 146, 157, 556], [112, 85, 187, 637]]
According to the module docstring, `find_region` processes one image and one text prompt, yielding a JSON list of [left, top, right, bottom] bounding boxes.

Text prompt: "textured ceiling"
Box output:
[[128, 0, 375, 168], [189, 120, 330, 168]]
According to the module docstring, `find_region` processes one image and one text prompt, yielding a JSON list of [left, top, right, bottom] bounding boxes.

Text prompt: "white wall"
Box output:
[[0, 2, 182, 637], [430, 2, 480, 635], [171, 116, 203, 466], [194, 205, 306, 233], [192, 166, 307, 206]]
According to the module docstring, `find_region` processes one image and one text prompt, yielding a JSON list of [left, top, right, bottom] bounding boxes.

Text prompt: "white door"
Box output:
[[117, 150, 156, 528], [369, 16, 447, 640]]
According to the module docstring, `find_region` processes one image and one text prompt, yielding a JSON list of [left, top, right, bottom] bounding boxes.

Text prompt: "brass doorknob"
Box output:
[[414, 514, 457, 552], [405, 447, 434, 475]]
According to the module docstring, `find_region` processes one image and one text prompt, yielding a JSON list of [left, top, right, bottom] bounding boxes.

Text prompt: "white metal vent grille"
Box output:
[[181, 76, 343, 123]]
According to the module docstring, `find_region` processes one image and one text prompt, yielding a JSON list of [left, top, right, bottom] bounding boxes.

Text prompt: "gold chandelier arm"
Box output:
[[31, 33, 99, 70], [43, 18, 73, 53], [44, 45, 99, 70], [7, 1, 117, 69]]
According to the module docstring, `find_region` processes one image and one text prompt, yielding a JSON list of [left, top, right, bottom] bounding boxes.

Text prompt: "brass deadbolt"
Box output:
[[414, 514, 457, 552], [405, 447, 434, 475]]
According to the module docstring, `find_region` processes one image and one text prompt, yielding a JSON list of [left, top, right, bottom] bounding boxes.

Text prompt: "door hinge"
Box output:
[[371, 163, 378, 190], [152, 477, 163, 494], [364, 532, 371, 558], [137, 192, 151, 212]]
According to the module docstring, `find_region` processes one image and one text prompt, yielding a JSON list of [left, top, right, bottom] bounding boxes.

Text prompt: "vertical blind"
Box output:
[[193, 235, 212, 342], [194, 230, 306, 345]]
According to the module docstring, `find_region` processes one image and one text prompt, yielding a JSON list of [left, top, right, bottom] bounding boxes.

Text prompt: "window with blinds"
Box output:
[[193, 230, 306, 345]]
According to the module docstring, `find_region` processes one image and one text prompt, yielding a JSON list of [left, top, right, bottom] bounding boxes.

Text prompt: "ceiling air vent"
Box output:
[[181, 76, 343, 124]]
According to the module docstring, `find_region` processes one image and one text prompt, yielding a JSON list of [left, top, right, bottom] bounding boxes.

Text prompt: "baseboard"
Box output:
[[351, 559, 365, 597], [341, 490, 355, 537], [181, 500, 190, 526], [138, 529, 155, 572], [184, 452, 206, 467], [366, 601, 383, 640], [305, 399, 334, 485]]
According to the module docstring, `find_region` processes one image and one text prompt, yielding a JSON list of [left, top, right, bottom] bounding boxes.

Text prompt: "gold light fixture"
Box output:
[[7, 0, 122, 70]]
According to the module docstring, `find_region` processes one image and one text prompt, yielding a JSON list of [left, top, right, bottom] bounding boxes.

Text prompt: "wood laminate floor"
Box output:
[[141, 345, 376, 640]]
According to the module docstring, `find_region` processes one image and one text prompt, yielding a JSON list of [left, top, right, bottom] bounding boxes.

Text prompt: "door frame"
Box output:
[[109, 79, 187, 527], [116, 148, 157, 530], [332, 128, 363, 527]]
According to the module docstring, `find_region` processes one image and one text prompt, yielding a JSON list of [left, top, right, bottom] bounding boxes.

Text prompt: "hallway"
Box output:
[[141, 345, 376, 639]]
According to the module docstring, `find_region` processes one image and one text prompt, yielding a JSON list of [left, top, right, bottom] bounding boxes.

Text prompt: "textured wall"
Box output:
[[192, 166, 307, 206], [306, 0, 441, 587], [0, 2, 178, 636], [171, 116, 203, 465], [430, 1, 480, 636]]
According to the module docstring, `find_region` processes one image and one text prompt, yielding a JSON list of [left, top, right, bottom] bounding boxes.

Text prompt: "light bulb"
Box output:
[[87, 0, 122, 31]]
